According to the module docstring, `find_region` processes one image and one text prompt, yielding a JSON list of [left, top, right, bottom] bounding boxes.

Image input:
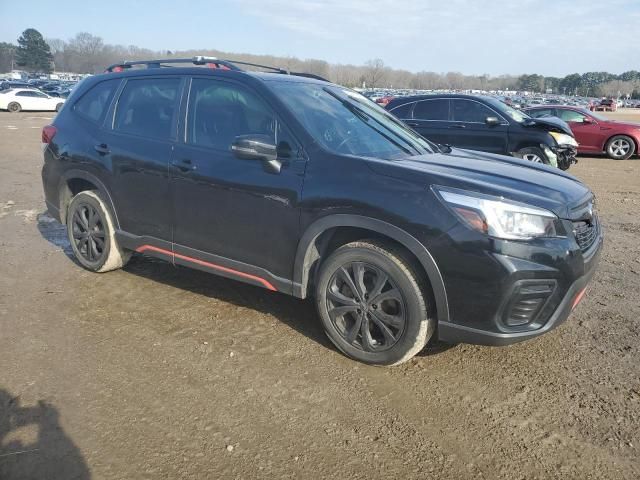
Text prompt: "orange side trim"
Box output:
[[135, 245, 277, 291], [571, 288, 587, 310]]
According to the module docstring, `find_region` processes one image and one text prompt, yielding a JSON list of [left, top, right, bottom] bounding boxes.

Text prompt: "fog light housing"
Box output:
[[502, 280, 556, 327]]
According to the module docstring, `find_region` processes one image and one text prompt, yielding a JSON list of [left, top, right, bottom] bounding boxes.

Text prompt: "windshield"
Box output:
[[488, 97, 530, 123], [269, 82, 433, 159]]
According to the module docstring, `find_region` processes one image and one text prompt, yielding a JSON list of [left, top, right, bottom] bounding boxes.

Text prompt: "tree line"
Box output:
[[1, 28, 639, 98]]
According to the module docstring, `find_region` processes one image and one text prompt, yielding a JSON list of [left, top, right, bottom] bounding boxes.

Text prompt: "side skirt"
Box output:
[[115, 231, 294, 295]]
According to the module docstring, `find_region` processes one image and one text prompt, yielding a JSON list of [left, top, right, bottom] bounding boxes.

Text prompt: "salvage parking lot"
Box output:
[[1, 111, 639, 479]]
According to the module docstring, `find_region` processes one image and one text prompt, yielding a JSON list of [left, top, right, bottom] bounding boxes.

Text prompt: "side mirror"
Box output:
[[582, 117, 594, 124], [231, 134, 281, 173], [485, 116, 501, 126]]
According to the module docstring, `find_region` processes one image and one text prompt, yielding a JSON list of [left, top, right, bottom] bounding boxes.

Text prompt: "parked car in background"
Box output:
[[524, 105, 640, 160], [0, 80, 35, 91], [385, 94, 578, 169], [594, 99, 617, 112], [0, 89, 65, 112]]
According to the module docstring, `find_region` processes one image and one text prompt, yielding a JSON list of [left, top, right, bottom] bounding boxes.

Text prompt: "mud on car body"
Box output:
[[41, 57, 602, 365]]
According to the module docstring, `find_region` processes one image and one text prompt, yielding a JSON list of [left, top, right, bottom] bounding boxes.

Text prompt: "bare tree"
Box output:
[[363, 58, 386, 88], [67, 32, 104, 73]]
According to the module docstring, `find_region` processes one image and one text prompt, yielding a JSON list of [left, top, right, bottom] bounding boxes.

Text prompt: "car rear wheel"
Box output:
[[606, 135, 635, 160], [315, 240, 434, 365], [66, 190, 131, 272], [55, 103, 63, 112], [517, 147, 549, 165], [7, 102, 21, 113]]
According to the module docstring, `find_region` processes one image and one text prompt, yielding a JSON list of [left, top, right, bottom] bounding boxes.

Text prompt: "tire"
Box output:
[[55, 103, 63, 112], [315, 240, 434, 366], [605, 135, 635, 160], [517, 146, 549, 165], [7, 102, 21, 113], [66, 190, 131, 272]]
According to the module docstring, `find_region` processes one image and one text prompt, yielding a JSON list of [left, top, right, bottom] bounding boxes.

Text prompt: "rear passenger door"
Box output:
[[101, 76, 183, 241], [170, 77, 305, 285], [409, 99, 451, 146], [449, 99, 509, 154]]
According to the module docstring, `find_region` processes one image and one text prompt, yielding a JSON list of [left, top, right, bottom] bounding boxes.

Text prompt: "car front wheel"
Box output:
[[517, 146, 549, 165], [315, 240, 434, 365], [606, 135, 636, 160]]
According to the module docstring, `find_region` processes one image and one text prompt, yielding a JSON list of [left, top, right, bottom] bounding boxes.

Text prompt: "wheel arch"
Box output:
[[293, 215, 449, 324], [58, 170, 119, 227]]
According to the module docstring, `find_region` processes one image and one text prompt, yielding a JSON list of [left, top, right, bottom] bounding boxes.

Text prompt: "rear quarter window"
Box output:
[[388, 102, 413, 119], [73, 79, 121, 124]]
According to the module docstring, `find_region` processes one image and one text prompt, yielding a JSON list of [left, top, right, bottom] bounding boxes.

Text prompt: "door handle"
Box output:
[[171, 158, 196, 172], [448, 124, 466, 129], [94, 143, 110, 154], [405, 121, 420, 127]]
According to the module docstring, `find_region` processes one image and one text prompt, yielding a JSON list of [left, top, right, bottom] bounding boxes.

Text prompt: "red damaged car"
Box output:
[[524, 105, 640, 160]]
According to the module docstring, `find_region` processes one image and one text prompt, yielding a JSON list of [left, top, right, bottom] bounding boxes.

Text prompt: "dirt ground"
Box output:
[[1, 109, 639, 480]]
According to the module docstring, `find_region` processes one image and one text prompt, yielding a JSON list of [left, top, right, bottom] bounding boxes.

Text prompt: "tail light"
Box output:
[[42, 124, 57, 144]]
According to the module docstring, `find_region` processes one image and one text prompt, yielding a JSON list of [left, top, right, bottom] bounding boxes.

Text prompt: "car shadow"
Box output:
[[0, 388, 90, 480], [36, 212, 454, 359]]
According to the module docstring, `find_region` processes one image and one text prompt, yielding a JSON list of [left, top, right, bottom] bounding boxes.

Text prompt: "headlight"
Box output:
[[549, 131, 578, 147], [435, 187, 558, 239]]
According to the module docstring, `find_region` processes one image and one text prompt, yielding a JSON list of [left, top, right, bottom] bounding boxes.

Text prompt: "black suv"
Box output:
[[41, 57, 602, 365], [385, 94, 578, 170]]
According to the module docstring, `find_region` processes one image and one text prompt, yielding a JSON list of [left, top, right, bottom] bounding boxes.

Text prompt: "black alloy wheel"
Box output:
[[326, 262, 406, 352], [71, 202, 106, 263]]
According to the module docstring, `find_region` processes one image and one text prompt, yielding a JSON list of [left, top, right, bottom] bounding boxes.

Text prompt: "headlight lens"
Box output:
[[549, 131, 578, 147], [436, 188, 558, 239]]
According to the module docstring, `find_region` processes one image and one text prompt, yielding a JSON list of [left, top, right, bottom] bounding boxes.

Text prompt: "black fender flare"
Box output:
[[58, 169, 120, 228], [293, 214, 449, 324]]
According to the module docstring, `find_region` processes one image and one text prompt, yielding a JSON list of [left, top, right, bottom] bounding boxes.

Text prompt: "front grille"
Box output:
[[573, 216, 599, 252]]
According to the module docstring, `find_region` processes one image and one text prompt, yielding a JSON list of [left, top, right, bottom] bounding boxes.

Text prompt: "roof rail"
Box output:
[[104, 56, 329, 81]]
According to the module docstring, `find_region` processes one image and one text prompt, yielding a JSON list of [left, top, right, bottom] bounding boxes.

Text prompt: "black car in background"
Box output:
[[386, 94, 578, 170], [41, 57, 602, 365]]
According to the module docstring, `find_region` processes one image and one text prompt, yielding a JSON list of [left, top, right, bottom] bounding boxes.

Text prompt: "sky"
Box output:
[[1, 0, 639, 76]]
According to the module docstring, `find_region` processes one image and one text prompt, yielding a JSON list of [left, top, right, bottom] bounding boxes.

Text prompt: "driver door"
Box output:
[[557, 109, 603, 153], [171, 77, 305, 283]]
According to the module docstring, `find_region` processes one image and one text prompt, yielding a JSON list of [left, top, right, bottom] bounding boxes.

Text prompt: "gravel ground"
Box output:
[[1, 110, 639, 479]]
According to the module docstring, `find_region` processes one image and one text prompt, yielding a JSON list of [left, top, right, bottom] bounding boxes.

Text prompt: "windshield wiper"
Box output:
[[322, 87, 417, 156]]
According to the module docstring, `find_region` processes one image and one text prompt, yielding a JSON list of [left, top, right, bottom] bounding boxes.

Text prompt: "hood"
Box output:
[[522, 116, 573, 136], [368, 148, 591, 219]]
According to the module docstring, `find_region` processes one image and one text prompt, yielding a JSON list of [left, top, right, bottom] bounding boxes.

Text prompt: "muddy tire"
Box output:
[[606, 135, 635, 160], [66, 190, 130, 272], [315, 240, 434, 366], [7, 102, 21, 113]]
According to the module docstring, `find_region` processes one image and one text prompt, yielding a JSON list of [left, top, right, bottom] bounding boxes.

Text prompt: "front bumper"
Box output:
[[430, 217, 603, 346], [438, 241, 600, 345]]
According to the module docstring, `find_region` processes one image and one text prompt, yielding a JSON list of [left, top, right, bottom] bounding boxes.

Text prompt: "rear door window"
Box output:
[[413, 99, 449, 121], [451, 99, 496, 123], [114, 78, 181, 140], [527, 108, 555, 118], [73, 79, 120, 123], [557, 109, 587, 123]]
